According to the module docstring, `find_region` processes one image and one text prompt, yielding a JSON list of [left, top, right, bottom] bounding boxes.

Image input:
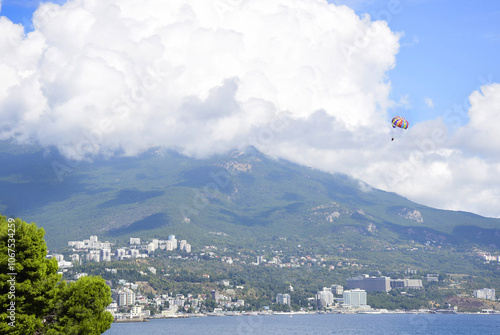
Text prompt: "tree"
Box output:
[[1, 216, 61, 334], [45, 276, 113, 335], [203, 299, 217, 312], [0, 215, 113, 334]]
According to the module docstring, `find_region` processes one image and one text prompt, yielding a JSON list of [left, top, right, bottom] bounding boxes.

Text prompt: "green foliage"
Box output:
[[204, 299, 217, 312], [367, 289, 446, 310], [2, 147, 499, 252], [0, 215, 112, 335], [45, 276, 113, 335], [0, 215, 61, 334]]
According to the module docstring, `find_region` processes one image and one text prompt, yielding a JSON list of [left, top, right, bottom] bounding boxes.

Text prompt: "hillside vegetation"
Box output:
[[1, 144, 499, 253]]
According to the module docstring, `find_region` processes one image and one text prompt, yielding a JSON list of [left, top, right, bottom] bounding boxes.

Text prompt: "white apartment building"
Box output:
[[168, 234, 177, 245], [165, 240, 176, 251], [473, 288, 496, 300], [115, 248, 126, 260], [331, 285, 344, 295], [68, 236, 112, 250], [86, 250, 101, 262], [343, 289, 367, 308], [316, 288, 334, 308], [130, 237, 141, 245], [130, 305, 142, 317], [101, 248, 112, 262], [116, 288, 136, 307], [147, 242, 156, 253]]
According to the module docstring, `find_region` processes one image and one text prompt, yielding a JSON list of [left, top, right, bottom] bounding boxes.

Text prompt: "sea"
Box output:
[[103, 313, 500, 335]]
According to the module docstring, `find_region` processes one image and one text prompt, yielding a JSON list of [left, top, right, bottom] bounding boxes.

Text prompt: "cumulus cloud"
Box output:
[[0, 0, 399, 160], [455, 84, 500, 157], [0, 0, 499, 218]]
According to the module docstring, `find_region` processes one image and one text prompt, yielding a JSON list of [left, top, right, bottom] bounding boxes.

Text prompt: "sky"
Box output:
[[0, 0, 499, 218]]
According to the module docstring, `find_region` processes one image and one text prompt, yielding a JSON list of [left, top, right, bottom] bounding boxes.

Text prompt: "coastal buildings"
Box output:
[[347, 275, 423, 292], [276, 293, 291, 306], [67, 234, 192, 263], [316, 288, 334, 308], [68, 235, 112, 250], [473, 288, 496, 300], [331, 285, 343, 295], [115, 288, 137, 307], [347, 275, 391, 292], [343, 289, 367, 308], [391, 279, 423, 290]]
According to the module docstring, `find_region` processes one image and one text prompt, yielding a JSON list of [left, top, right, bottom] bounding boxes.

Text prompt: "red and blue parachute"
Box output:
[[391, 116, 409, 129], [391, 116, 408, 141]]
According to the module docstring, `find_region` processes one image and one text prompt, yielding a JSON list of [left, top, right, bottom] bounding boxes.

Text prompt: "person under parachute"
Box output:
[[391, 116, 408, 141]]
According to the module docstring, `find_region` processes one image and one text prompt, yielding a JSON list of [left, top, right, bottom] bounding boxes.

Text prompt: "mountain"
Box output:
[[1, 143, 499, 254]]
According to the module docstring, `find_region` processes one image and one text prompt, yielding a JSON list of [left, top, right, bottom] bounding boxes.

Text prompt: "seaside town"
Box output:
[[47, 235, 499, 322]]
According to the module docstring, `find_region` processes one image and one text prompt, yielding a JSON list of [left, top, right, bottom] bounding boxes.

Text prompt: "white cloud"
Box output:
[[455, 83, 500, 157], [1, 0, 500, 218], [0, 0, 399, 160]]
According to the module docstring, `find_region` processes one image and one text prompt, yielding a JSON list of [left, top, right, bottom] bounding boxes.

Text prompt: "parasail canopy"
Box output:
[[391, 116, 409, 129]]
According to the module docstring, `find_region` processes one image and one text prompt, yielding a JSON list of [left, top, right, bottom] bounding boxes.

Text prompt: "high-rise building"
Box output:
[[165, 240, 175, 251], [276, 293, 291, 306], [347, 275, 391, 292], [86, 250, 101, 262], [167, 235, 178, 250], [331, 285, 344, 295], [115, 248, 126, 260], [348, 275, 423, 292], [211, 290, 221, 301], [147, 242, 156, 253], [116, 288, 136, 306], [343, 289, 367, 308], [179, 240, 187, 250], [316, 287, 334, 308], [101, 248, 111, 262]]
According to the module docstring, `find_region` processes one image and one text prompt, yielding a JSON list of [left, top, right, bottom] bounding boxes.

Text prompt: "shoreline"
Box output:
[[111, 309, 500, 322]]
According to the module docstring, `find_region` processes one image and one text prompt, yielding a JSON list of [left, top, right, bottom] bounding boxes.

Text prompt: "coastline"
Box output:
[[111, 309, 500, 322]]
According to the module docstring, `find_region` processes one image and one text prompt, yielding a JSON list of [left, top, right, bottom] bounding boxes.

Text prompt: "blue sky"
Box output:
[[336, 0, 500, 127], [0, 0, 47, 30], [1, 0, 500, 217]]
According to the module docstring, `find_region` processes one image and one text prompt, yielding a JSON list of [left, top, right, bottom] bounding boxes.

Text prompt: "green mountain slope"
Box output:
[[1, 144, 499, 252]]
